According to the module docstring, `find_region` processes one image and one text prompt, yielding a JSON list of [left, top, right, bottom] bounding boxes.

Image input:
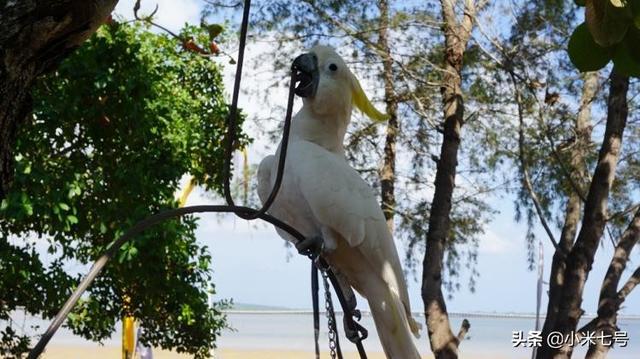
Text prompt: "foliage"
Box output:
[[568, 0, 640, 76], [0, 22, 247, 358], [492, 0, 638, 249]]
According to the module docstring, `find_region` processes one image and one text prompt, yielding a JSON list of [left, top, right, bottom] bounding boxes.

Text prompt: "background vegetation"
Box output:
[[0, 22, 247, 358]]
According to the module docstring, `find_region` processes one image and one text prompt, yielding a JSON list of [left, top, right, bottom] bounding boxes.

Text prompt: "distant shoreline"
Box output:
[[223, 309, 640, 320]]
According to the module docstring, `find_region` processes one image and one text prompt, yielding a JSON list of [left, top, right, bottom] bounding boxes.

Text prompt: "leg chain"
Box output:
[[321, 269, 342, 359]]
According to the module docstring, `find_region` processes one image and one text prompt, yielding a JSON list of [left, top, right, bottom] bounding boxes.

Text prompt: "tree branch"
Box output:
[[509, 70, 560, 251], [618, 265, 640, 301], [551, 71, 630, 357], [456, 319, 470, 342], [0, 0, 119, 199]]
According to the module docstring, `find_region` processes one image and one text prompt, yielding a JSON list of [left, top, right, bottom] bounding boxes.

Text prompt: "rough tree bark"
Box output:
[[378, 0, 399, 233], [421, 1, 477, 358], [0, 0, 118, 199], [536, 72, 599, 358], [548, 72, 629, 358], [586, 208, 640, 358]]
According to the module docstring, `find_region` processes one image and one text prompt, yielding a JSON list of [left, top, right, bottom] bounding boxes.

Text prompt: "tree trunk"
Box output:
[[586, 208, 640, 358], [377, 0, 398, 233], [536, 72, 598, 358], [548, 72, 629, 358], [0, 0, 117, 199], [422, 1, 475, 358]]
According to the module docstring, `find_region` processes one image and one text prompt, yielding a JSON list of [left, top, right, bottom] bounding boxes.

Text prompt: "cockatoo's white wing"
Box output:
[[258, 140, 387, 247], [293, 140, 387, 248], [256, 154, 276, 209], [257, 154, 299, 244]]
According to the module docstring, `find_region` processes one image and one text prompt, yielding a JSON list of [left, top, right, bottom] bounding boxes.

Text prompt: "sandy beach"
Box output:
[[42, 345, 517, 359], [43, 346, 404, 359], [41, 346, 402, 359]]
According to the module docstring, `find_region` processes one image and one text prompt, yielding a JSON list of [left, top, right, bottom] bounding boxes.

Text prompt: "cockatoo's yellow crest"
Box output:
[[351, 76, 390, 122]]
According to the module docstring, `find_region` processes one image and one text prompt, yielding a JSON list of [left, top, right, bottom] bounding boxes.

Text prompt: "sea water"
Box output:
[[9, 311, 640, 358], [218, 312, 640, 358]]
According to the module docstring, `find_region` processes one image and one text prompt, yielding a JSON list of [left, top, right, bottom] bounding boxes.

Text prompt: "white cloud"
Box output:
[[478, 229, 516, 254]]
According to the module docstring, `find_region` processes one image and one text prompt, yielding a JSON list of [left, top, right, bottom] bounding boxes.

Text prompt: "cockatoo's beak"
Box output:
[[292, 52, 319, 98]]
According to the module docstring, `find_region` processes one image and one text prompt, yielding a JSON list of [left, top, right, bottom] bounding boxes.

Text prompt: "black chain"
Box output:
[[322, 269, 342, 359]]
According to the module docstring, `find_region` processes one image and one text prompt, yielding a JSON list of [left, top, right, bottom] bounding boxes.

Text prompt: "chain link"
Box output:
[[321, 269, 339, 359]]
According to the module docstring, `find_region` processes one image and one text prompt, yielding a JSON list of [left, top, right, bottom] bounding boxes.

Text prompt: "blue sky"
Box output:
[[112, 0, 640, 316]]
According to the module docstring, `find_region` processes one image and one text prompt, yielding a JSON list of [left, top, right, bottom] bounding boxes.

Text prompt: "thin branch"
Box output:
[[133, 0, 233, 59], [134, 1, 179, 38], [577, 266, 640, 338], [608, 203, 640, 222], [475, 15, 595, 205], [301, 0, 453, 78], [618, 266, 640, 301], [509, 70, 560, 251], [542, 126, 588, 203]]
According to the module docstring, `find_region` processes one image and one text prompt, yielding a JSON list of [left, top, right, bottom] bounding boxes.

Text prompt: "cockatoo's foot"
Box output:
[[295, 236, 324, 259]]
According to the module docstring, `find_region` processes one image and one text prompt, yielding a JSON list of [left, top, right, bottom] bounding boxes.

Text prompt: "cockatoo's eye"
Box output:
[[328, 63, 338, 71]]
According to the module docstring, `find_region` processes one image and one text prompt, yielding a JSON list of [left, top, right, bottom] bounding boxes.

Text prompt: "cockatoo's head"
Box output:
[[292, 45, 389, 122]]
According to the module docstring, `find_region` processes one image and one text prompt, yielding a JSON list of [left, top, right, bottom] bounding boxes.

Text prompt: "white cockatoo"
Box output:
[[257, 45, 421, 358]]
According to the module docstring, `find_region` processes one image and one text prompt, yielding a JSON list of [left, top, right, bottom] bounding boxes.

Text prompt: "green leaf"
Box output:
[[568, 23, 613, 71], [612, 40, 640, 76], [68, 184, 82, 198], [67, 215, 79, 224], [59, 202, 70, 211], [206, 24, 224, 40], [1, 199, 8, 211]]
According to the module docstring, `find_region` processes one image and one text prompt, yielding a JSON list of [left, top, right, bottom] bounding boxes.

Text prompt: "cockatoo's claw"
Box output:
[[295, 236, 324, 259]]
